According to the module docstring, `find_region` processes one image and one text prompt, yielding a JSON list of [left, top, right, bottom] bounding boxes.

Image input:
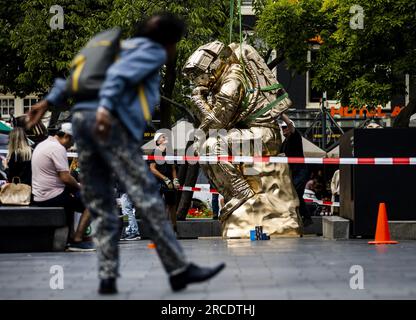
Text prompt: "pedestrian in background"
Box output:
[[149, 132, 180, 232], [280, 117, 312, 227], [119, 187, 141, 241], [5, 127, 32, 186], [31, 123, 93, 251], [330, 169, 340, 215]]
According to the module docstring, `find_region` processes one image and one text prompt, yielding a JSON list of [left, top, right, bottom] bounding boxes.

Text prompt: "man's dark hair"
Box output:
[[134, 12, 186, 45]]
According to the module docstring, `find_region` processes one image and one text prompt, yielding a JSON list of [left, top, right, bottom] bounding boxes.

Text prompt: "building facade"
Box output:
[[0, 93, 39, 121]]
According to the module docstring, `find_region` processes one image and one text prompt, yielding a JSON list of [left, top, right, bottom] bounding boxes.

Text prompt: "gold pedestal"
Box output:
[[221, 162, 301, 238]]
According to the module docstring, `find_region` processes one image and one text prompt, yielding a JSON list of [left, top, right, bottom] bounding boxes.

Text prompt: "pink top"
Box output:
[[31, 136, 69, 202]]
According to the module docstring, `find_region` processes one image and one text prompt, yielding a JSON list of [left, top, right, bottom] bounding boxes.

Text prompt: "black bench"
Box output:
[[0, 206, 68, 253]]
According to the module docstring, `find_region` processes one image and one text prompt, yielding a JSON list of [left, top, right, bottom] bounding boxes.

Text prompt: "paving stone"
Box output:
[[1, 238, 416, 299]]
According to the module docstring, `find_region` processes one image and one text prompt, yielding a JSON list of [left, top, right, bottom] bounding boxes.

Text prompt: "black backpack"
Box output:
[[67, 28, 122, 101]]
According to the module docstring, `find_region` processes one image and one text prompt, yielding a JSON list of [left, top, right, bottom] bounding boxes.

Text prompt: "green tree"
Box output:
[[6, 0, 114, 97], [255, 0, 416, 115], [1, 0, 235, 127], [0, 0, 27, 96], [107, 0, 232, 127]]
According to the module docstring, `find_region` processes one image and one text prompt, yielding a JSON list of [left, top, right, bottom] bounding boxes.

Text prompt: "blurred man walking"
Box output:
[[27, 13, 224, 295]]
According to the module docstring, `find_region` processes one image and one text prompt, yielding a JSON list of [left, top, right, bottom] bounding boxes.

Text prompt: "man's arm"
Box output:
[[172, 165, 177, 180], [50, 147, 79, 190], [171, 165, 180, 189], [149, 163, 174, 189], [149, 163, 167, 180], [26, 78, 68, 129], [57, 171, 81, 191], [280, 113, 295, 134]]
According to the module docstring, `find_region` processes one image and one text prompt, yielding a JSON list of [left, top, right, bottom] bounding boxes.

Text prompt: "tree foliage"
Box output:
[[7, 0, 113, 97], [0, 0, 235, 125], [0, 0, 26, 96], [256, 0, 416, 108]]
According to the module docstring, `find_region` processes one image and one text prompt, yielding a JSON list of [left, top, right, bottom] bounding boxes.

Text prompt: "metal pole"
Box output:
[[321, 92, 327, 150]]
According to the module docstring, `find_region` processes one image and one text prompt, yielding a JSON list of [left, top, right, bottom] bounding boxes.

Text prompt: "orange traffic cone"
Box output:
[[147, 242, 156, 249], [368, 203, 398, 245]]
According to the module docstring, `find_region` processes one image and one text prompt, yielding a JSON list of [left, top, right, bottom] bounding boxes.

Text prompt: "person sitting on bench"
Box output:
[[31, 123, 94, 252]]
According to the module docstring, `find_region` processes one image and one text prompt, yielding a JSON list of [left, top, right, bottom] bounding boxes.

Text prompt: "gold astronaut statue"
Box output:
[[183, 40, 301, 238]]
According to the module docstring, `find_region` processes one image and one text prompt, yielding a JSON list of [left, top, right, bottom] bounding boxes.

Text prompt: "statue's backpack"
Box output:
[[229, 43, 292, 123]]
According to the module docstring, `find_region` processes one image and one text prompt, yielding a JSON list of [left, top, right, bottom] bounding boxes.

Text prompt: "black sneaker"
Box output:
[[169, 263, 225, 292], [66, 241, 96, 252], [99, 278, 117, 294], [119, 229, 128, 241], [124, 233, 141, 241]]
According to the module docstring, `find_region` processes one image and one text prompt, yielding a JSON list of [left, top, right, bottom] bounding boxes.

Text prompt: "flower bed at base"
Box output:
[[186, 208, 213, 219]]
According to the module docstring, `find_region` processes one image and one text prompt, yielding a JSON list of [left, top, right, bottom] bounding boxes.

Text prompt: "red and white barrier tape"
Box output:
[[178, 186, 340, 207], [1, 149, 414, 165], [2, 148, 343, 206], [143, 155, 416, 165], [303, 198, 340, 207], [0, 150, 79, 157], [179, 186, 219, 194]]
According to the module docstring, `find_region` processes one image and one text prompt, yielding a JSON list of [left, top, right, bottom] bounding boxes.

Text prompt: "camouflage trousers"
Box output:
[[72, 111, 188, 279]]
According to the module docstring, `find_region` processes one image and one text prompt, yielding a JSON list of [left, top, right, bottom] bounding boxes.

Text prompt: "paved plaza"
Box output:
[[0, 237, 415, 300]]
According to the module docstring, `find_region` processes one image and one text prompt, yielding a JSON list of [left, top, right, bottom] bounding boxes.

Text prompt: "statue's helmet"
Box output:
[[183, 40, 232, 86]]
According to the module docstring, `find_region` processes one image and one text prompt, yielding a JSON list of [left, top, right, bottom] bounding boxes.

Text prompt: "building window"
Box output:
[[0, 98, 15, 117], [23, 98, 39, 114]]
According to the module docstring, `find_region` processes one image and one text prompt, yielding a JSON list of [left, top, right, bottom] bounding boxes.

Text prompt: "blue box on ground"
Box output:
[[250, 229, 270, 241]]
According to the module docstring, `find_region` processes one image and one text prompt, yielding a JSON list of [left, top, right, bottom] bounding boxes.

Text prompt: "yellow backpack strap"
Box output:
[[138, 84, 151, 122], [71, 54, 86, 93]]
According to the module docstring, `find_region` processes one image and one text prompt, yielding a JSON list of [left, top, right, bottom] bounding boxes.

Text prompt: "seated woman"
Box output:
[[5, 127, 32, 186]]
